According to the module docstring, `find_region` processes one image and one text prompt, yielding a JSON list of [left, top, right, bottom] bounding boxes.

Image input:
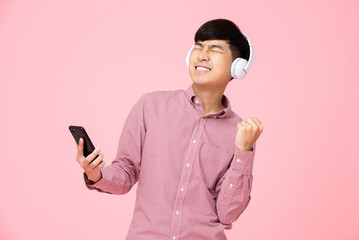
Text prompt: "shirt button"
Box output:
[[213, 116, 217, 118], [192, 139, 196, 144], [172, 236, 176, 240], [230, 183, 233, 188], [176, 210, 180, 215], [195, 99, 199, 104], [237, 158, 242, 163], [181, 187, 184, 191], [186, 163, 190, 167], [200, 118, 203, 121]]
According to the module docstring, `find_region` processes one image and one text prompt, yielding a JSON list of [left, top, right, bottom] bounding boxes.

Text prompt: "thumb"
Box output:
[[77, 137, 84, 158]]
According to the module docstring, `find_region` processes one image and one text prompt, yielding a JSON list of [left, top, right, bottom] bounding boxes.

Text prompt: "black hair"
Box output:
[[194, 18, 250, 62]]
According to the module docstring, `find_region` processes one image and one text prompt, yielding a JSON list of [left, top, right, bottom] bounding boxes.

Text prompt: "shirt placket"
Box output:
[[169, 116, 207, 240]]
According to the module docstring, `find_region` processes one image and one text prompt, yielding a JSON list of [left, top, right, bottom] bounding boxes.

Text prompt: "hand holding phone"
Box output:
[[69, 125, 106, 183], [77, 138, 105, 183]]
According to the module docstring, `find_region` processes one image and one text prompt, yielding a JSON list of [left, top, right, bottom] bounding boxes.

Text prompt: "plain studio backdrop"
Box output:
[[1, 0, 358, 239]]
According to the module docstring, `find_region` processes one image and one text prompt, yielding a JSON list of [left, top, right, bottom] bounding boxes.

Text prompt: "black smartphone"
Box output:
[[69, 125, 99, 162]]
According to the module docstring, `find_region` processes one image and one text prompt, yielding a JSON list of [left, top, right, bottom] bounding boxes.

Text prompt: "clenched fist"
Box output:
[[235, 117, 263, 151]]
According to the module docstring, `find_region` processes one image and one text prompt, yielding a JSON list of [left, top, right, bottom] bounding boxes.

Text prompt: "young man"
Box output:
[[75, 18, 263, 240]]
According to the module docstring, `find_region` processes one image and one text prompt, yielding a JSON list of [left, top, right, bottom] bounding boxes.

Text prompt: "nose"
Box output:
[[198, 47, 209, 61]]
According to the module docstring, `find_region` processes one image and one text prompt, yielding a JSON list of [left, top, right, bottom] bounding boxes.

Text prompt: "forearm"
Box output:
[[83, 161, 138, 195], [83, 93, 149, 195], [216, 167, 253, 224], [215, 146, 255, 225]]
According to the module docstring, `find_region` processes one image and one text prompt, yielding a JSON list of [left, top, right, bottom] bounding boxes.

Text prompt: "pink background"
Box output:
[[1, 0, 359, 239]]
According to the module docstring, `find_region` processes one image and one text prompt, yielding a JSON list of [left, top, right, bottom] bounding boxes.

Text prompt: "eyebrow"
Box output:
[[194, 42, 224, 50]]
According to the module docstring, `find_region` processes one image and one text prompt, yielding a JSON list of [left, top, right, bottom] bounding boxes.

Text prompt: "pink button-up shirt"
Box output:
[[84, 83, 256, 240]]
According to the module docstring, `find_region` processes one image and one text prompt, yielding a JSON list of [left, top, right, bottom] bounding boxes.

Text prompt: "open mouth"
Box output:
[[195, 66, 211, 72]]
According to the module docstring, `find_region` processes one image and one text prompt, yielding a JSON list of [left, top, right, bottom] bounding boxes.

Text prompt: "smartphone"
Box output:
[[69, 125, 99, 162]]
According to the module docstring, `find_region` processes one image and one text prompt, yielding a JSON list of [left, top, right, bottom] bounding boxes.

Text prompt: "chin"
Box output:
[[191, 75, 208, 82], [190, 73, 210, 83], [193, 78, 216, 88]]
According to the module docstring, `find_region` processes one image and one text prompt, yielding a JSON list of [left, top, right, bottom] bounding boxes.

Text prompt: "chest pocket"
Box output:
[[199, 143, 233, 192]]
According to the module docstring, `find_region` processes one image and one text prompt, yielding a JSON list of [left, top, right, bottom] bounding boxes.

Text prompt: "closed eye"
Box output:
[[194, 42, 223, 53]]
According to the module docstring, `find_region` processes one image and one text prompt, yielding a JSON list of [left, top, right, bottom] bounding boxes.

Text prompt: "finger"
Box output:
[[240, 120, 252, 130], [88, 153, 104, 170], [85, 147, 101, 164], [246, 117, 258, 129], [86, 152, 104, 171], [252, 118, 263, 132], [248, 118, 262, 140], [76, 138, 84, 160], [237, 120, 247, 128], [254, 117, 262, 125], [93, 159, 106, 170]]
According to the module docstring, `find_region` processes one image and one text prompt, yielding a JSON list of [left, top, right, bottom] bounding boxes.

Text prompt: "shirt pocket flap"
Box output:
[[199, 143, 233, 191]]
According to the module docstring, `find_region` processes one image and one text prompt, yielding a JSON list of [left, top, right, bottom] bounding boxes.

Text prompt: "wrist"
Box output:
[[88, 172, 103, 184], [236, 146, 253, 151]]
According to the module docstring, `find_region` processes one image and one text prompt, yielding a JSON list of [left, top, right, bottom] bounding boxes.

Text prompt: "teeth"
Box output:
[[196, 66, 210, 71]]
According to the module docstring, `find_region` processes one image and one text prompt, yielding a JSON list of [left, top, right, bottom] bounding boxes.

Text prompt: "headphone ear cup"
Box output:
[[231, 58, 248, 80], [185, 45, 194, 68]]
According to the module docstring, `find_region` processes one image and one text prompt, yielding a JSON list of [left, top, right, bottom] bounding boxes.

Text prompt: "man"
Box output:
[[75, 18, 263, 240]]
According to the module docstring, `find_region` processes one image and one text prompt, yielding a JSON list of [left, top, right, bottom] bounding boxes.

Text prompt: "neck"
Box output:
[[192, 83, 227, 116]]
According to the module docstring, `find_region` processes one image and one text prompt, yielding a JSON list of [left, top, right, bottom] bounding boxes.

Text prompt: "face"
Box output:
[[188, 39, 233, 88]]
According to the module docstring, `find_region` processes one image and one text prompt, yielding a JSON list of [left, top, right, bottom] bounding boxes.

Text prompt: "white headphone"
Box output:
[[185, 30, 254, 80]]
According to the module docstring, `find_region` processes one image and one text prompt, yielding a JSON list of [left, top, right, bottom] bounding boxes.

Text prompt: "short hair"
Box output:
[[194, 18, 250, 62]]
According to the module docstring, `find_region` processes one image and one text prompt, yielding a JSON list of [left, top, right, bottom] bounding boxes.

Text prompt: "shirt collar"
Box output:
[[184, 83, 232, 118]]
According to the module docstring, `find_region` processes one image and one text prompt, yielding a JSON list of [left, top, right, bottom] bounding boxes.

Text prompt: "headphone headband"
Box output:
[[239, 30, 254, 74]]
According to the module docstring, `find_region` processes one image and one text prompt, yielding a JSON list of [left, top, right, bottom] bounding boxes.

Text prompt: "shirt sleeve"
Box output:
[[83, 92, 150, 195], [214, 141, 256, 225]]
